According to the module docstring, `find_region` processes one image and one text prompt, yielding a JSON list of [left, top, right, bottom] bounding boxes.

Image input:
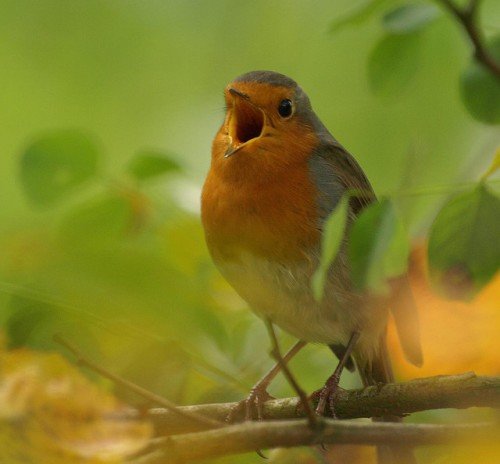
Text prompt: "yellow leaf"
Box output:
[[0, 347, 153, 463], [388, 243, 500, 378]]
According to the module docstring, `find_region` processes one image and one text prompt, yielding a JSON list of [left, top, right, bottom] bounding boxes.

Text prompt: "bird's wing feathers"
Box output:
[[309, 141, 423, 367], [308, 141, 375, 225]]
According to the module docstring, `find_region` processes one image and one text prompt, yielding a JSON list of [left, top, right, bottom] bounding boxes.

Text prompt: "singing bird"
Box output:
[[201, 71, 422, 463]]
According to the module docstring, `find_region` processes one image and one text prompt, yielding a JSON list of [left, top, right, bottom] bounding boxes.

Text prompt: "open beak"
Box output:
[[225, 88, 265, 157]]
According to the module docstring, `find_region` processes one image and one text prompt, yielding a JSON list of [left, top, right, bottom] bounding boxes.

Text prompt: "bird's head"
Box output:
[[214, 71, 322, 172]]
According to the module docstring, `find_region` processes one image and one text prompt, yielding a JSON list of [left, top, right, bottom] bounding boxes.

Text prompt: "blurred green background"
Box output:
[[1, 1, 499, 463]]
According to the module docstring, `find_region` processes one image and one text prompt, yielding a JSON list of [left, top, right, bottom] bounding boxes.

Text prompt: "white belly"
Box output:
[[216, 251, 361, 345]]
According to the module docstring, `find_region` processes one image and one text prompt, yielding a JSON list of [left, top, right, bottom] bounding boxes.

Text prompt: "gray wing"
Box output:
[[308, 140, 375, 227], [309, 140, 423, 367]]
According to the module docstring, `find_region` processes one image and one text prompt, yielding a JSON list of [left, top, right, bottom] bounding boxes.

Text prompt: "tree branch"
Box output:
[[141, 420, 498, 463], [437, 0, 500, 78], [140, 372, 500, 462], [146, 372, 500, 435], [56, 337, 500, 463]]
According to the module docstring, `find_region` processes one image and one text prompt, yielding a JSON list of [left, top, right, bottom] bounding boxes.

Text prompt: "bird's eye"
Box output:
[[278, 99, 293, 118]]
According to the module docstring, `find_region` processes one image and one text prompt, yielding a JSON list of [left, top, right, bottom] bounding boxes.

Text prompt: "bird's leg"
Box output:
[[315, 331, 360, 417], [226, 339, 306, 422], [266, 320, 317, 428]]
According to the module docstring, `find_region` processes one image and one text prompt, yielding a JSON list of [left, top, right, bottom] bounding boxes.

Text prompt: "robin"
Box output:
[[201, 71, 422, 463]]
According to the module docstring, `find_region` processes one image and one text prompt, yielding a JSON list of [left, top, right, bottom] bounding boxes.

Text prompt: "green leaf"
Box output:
[[127, 150, 181, 181], [329, 0, 388, 34], [428, 183, 500, 300], [59, 194, 132, 247], [460, 36, 500, 125], [382, 3, 439, 34], [368, 32, 421, 97], [348, 198, 410, 292], [6, 296, 54, 348], [312, 195, 349, 301], [20, 130, 100, 207], [6, 295, 98, 356]]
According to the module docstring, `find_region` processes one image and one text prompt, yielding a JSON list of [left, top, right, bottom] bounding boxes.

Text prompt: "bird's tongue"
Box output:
[[233, 100, 264, 144]]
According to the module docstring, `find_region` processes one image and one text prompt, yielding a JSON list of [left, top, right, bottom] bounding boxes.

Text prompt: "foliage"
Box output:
[[311, 194, 349, 301], [381, 3, 440, 34], [348, 198, 410, 292], [313, 0, 500, 299], [368, 32, 422, 97], [333, 0, 500, 122], [428, 182, 500, 299], [389, 243, 500, 379], [127, 150, 181, 181], [315, 152, 499, 300], [460, 36, 500, 124], [366, 2, 440, 97], [20, 130, 100, 207]]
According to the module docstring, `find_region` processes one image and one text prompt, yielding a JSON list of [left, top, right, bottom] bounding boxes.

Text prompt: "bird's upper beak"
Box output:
[[225, 88, 265, 157]]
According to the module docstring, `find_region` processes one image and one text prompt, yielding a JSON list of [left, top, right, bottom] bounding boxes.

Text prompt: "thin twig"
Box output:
[[53, 334, 223, 429], [264, 320, 317, 428], [437, 0, 500, 77]]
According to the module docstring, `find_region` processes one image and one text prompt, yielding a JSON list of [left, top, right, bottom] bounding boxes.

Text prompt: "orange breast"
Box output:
[[201, 123, 321, 265]]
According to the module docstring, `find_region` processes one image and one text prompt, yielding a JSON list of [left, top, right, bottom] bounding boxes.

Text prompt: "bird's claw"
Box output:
[[226, 387, 275, 423], [314, 372, 341, 418]]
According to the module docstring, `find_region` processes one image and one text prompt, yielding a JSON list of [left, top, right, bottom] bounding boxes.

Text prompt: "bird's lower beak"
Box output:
[[225, 89, 265, 158]]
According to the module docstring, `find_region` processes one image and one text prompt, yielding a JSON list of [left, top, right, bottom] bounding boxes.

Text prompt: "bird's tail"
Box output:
[[358, 335, 417, 464]]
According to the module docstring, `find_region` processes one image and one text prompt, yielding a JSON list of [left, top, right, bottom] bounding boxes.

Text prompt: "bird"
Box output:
[[201, 70, 422, 463]]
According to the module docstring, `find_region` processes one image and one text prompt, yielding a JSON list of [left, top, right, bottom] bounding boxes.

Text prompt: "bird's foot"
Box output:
[[226, 386, 275, 423], [313, 371, 342, 418]]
